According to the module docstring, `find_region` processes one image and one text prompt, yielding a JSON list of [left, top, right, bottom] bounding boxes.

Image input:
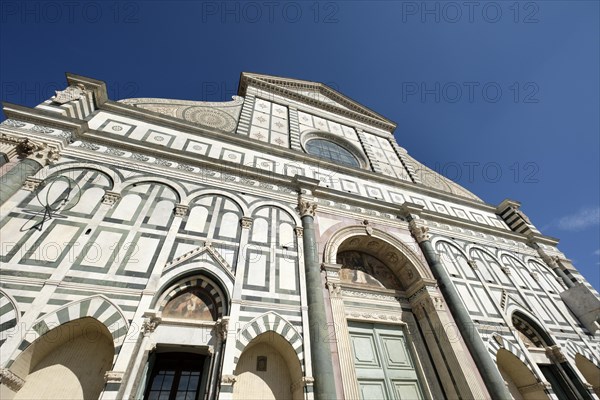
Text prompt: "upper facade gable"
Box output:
[[238, 72, 397, 132]]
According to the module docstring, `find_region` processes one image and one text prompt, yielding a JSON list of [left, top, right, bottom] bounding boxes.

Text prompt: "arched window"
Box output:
[[305, 138, 360, 167]]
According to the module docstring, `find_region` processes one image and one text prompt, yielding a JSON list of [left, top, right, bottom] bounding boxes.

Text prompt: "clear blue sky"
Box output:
[[1, 1, 598, 290]]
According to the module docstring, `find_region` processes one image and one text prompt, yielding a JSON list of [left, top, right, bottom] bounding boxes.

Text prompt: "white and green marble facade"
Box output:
[[0, 72, 598, 400]]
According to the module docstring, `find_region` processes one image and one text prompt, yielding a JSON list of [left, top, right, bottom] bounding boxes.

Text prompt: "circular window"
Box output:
[[305, 138, 360, 168]]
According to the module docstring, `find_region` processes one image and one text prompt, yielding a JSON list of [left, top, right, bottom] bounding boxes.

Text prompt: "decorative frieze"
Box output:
[[346, 310, 405, 324]]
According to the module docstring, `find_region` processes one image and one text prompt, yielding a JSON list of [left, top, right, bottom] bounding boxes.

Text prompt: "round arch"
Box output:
[[153, 271, 230, 317], [38, 162, 120, 189], [248, 201, 301, 225], [324, 225, 433, 282], [496, 348, 552, 400], [116, 176, 186, 202], [184, 189, 249, 215], [7, 317, 115, 400]]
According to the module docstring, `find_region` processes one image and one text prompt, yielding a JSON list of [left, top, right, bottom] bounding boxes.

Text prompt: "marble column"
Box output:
[[402, 205, 512, 400]]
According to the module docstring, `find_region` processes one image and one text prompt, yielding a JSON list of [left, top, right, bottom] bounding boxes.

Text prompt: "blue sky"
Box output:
[[1, 1, 598, 290]]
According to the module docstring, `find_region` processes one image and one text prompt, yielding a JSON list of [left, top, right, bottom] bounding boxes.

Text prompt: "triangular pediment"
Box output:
[[163, 242, 233, 277], [239, 72, 396, 131]]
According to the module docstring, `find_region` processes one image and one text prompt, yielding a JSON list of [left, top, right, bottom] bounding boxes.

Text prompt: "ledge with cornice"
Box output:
[[2, 97, 505, 217]]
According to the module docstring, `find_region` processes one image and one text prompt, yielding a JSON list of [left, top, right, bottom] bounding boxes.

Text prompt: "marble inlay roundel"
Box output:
[[182, 106, 237, 132]]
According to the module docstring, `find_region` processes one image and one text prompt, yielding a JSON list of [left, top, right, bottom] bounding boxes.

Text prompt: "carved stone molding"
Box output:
[[240, 216, 253, 229], [545, 345, 567, 363], [174, 204, 189, 217], [291, 376, 315, 392], [346, 310, 406, 324], [408, 219, 430, 243], [221, 375, 237, 384], [363, 219, 373, 236], [326, 282, 341, 297], [104, 371, 124, 383], [16, 139, 60, 166], [341, 290, 397, 302], [52, 84, 87, 104], [294, 226, 303, 237], [102, 191, 121, 206], [518, 381, 551, 394], [23, 177, 43, 191], [297, 198, 317, 217], [467, 260, 479, 270], [215, 317, 229, 341], [142, 317, 160, 335], [0, 368, 24, 392]]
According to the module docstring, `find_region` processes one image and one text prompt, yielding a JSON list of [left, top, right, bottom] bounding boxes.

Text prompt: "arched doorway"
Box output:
[[8, 317, 114, 400], [233, 332, 303, 400], [324, 232, 437, 400]]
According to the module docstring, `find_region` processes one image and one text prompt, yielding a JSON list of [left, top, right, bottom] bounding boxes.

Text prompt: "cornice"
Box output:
[[2, 102, 87, 137], [3, 82, 521, 217], [65, 72, 108, 104]]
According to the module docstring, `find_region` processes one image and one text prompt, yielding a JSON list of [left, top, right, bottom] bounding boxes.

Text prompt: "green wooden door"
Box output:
[[348, 322, 425, 400]]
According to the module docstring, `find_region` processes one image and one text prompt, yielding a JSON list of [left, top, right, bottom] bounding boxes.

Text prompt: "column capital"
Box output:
[[215, 317, 230, 341], [23, 177, 43, 191], [240, 216, 253, 229], [545, 345, 567, 363], [174, 204, 189, 217], [16, 138, 60, 166], [297, 198, 317, 218], [142, 316, 161, 335], [294, 226, 303, 237], [102, 191, 121, 206], [408, 219, 430, 243]]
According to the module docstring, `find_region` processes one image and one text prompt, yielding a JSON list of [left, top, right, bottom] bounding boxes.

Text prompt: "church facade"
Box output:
[[0, 72, 598, 400]]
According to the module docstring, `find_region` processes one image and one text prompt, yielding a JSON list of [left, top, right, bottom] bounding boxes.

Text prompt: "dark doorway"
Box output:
[[144, 352, 207, 400]]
